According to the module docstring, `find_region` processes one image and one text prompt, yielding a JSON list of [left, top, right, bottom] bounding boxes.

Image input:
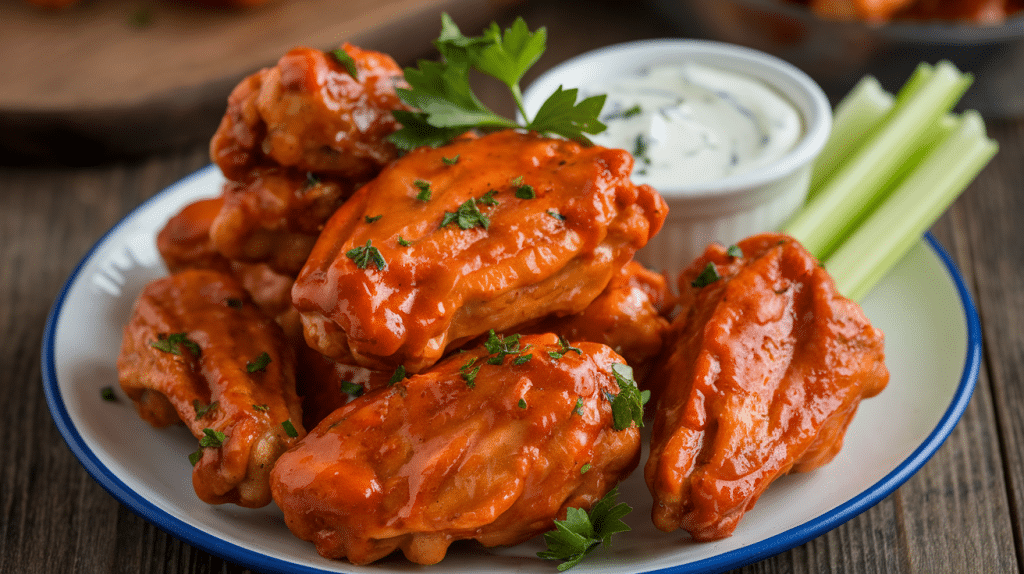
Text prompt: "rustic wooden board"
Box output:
[[0, 0, 514, 161]]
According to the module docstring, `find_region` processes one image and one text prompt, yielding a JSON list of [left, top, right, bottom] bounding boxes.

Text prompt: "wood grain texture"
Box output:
[[2, 0, 1023, 572]]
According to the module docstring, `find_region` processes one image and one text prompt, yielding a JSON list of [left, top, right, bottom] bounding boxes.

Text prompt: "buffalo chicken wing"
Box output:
[[645, 233, 888, 540], [270, 333, 642, 565], [292, 130, 668, 373]]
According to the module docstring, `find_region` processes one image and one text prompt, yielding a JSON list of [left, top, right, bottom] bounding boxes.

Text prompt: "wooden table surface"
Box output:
[[2, 0, 1022, 572]]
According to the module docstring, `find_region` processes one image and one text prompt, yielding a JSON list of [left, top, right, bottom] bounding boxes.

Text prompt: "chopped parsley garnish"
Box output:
[[513, 353, 533, 365], [632, 133, 651, 175], [518, 398, 528, 409], [727, 244, 744, 258], [512, 175, 535, 199], [580, 462, 592, 474], [537, 486, 632, 570], [100, 386, 117, 402], [388, 14, 606, 150], [189, 428, 227, 466], [340, 380, 364, 397], [441, 198, 490, 230], [414, 179, 433, 201], [246, 352, 271, 373], [330, 48, 359, 80], [192, 400, 218, 421], [346, 240, 387, 271], [282, 419, 299, 438], [548, 335, 582, 360], [150, 332, 200, 357], [573, 397, 584, 416], [388, 365, 408, 386], [607, 363, 649, 431], [188, 450, 203, 467], [691, 262, 721, 288], [397, 235, 412, 247], [483, 330, 532, 365], [365, 214, 383, 223], [547, 210, 566, 221], [253, 404, 269, 412], [443, 155, 460, 165], [478, 189, 500, 206]]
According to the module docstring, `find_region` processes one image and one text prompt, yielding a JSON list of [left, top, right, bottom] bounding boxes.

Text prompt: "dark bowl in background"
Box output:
[[650, 0, 1024, 117]]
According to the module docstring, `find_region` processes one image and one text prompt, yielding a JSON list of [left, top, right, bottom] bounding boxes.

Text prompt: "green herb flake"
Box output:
[[282, 419, 299, 438], [573, 397, 584, 416], [198, 428, 226, 448], [580, 462, 592, 474], [462, 365, 482, 387], [253, 404, 269, 412], [388, 365, 407, 386], [150, 332, 201, 357], [548, 335, 583, 360], [346, 239, 388, 271], [192, 400, 219, 421], [513, 353, 532, 366], [518, 398, 528, 409], [397, 235, 412, 247], [537, 486, 632, 570], [101, 386, 117, 402], [604, 104, 642, 121], [330, 48, 359, 80], [691, 262, 721, 288], [365, 214, 383, 223], [340, 380, 364, 397], [414, 179, 433, 201], [478, 189, 500, 206], [607, 363, 649, 431], [303, 171, 320, 190], [443, 155, 460, 165], [482, 330, 533, 365], [726, 244, 744, 258], [441, 198, 490, 230], [188, 449, 203, 467], [547, 210, 566, 221], [246, 352, 271, 373]]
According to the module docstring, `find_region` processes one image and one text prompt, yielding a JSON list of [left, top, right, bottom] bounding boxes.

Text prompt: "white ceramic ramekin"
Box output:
[[522, 39, 832, 276]]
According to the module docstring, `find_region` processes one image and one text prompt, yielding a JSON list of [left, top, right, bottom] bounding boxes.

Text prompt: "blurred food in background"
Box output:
[[652, 0, 1024, 117]]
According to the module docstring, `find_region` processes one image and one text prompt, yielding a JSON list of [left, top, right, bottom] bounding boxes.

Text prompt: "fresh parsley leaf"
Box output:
[[388, 15, 605, 150], [573, 397, 584, 415], [253, 404, 269, 412], [340, 380, 364, 397], [388, 365, 408, 386], [727, 244, 744, 258], [580, 462, 592, 474], [246, 352, 271, 373], [608, 363, 649, 431], [192, 400, 218, 421], [414, 179, 433, 201], [330, 48, 359, 80], [548, 335, 582, 360], [547, 210, 566, 221], [462, 365, 481, 387], [441, 198, 490, 230], [150, 332, 200, 357], [199, 428, 226, 448], [188, 449, 203, 467], [511, 176, 535, 199], [365, 214, 383, 223], [537, 486, 632, 570], [101, 386, 117, 402], [478, 189, 500, 206], [282, 419, 299, 438], [397, 235, 412, 247], [691, 262, 721, 288], [443, 155, 460, 165], [482, 330, 532, 365], [518, 398, 528, 409], [346, 240, 388, 271]]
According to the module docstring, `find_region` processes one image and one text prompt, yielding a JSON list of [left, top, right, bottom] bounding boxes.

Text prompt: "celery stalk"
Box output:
[[823, 111, 998, 302], [783, 61, 973, 260], [808, 75, 894, 196]]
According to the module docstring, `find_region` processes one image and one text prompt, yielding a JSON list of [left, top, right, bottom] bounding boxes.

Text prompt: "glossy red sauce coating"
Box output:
[[645, 233, 888, 540], [292, 130, 668, 373], [270, 333, 641, 565]]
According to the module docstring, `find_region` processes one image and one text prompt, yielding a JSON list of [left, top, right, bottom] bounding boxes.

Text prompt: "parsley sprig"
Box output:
[[537, 486, 632, 570], [389, 14, 606, 150], [607, 363, 650, 431]]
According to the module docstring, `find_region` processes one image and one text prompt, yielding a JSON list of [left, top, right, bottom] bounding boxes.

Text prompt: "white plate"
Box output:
[[42, 164, 981, 574]]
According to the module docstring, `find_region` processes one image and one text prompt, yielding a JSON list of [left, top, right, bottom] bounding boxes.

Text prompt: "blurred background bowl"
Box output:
[[650, 0, 1024, 118]]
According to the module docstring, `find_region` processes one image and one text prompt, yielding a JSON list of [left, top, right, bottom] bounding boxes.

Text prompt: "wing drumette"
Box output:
[[116, 269, 306, 507], [645, 233, 888, 540], [292, 130, 668, 373], [270, 333, 642, 565]]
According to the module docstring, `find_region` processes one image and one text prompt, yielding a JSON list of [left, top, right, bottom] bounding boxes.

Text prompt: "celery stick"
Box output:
[[783, 61, 973, 260], [824, 111, 998, 302], [809, 75, 894, 196]]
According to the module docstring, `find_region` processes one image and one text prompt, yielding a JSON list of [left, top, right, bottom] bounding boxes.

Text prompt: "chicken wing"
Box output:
[[270, 333, 642, 565], [117, 268, 306, 507], [209, 43, 407, 182], [292, 130, 668, 373], [644, 233, 888, 540]]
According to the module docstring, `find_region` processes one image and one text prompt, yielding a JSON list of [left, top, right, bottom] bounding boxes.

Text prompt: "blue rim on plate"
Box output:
[[41, 165, 981, 574]]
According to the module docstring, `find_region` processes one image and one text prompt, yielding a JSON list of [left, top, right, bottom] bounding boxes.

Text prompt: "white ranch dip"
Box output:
[[590, 62, 804, 190]]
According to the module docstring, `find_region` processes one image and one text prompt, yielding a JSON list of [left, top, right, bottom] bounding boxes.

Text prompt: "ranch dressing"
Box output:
[[591, 62, 803, 190]]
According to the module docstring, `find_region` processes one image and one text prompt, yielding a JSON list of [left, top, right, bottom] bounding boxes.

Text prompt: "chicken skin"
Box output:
[[117, 269, 306, 508], [209, 43, 408, 183], [210, 167, 356, 276], [270, 333, 642, 565], [645, 233, 888, 540], [292, 130, 668, 373]]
